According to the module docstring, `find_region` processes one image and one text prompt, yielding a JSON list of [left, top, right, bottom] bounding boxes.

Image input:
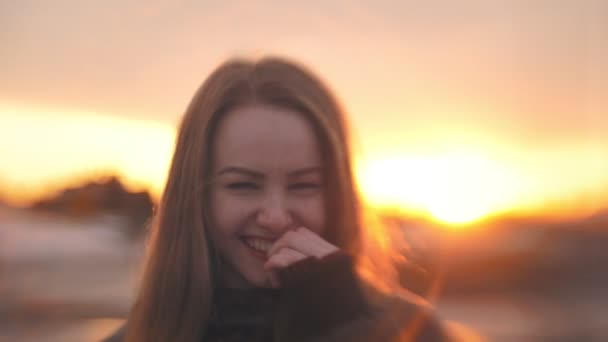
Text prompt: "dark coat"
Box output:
[[104, 252, 448, 341]]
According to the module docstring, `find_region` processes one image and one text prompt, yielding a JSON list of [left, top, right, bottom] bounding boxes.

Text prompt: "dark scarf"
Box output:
[[205, 287, 280, 341]]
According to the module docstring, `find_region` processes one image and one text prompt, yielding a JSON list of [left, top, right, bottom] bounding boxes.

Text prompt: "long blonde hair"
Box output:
[[125, 57, 406, 342]]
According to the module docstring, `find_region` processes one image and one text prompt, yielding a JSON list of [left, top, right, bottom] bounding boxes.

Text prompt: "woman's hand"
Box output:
[[263, 227, 339, 288]]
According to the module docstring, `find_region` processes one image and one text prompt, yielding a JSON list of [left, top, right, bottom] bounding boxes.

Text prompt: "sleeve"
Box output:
[[275, 251, 372, 340], [274, 251, 449, 342]]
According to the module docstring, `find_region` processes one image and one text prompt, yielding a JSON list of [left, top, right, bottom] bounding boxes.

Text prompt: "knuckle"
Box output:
[[284, 230, 297, 242]]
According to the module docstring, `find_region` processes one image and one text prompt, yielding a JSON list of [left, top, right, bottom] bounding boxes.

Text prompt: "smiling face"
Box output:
[[208, 103, 326, 288]]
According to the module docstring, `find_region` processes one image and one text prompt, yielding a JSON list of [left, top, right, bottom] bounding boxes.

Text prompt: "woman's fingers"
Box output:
[[264, 229, 340, 288], [264, 247, 307, 271], [268, 227, 338, 259]]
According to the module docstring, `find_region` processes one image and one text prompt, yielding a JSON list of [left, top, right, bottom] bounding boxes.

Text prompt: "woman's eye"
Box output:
[[226, 182, 259, 190], [289, 183, 320, 190]]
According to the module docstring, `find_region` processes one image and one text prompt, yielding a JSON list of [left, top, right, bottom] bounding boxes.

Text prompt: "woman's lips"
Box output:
[[241, 236, 276, 261]]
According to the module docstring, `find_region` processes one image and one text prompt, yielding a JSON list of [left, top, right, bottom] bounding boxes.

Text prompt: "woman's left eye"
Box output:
[[289, 183, 320, 190], [226, 182, 259, 190]]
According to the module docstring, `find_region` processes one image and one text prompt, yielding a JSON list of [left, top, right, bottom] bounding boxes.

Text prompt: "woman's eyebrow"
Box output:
[[217, 166, 264, 179], [216, 166, 322, 178], [288, 167, 323, 177]]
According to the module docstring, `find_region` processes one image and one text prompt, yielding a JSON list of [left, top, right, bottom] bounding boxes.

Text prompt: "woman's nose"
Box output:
[[255, 195, 293, 233]]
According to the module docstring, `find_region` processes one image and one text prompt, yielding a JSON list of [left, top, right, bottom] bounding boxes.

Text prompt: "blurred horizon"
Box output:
[[2, 172, 608, 231]]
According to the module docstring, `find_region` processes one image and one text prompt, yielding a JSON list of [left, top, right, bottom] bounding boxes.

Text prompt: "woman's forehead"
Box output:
[[212, 104, 323, 171]]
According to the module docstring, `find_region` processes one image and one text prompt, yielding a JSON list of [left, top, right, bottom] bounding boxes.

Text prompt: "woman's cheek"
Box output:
[[213, 192, 255, 229], [294, 196, 326, 235]]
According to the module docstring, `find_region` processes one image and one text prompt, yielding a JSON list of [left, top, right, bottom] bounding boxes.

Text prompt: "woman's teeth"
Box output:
[[243, 237, 272, 253]]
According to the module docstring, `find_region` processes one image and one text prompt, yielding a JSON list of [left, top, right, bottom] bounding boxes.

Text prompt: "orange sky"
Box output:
[[1, 1, 607, 224]]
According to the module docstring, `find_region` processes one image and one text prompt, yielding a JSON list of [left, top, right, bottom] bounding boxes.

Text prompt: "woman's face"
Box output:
[[209, 103, 326, 288]]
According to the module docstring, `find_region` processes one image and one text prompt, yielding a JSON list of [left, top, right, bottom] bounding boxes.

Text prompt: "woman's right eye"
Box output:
[[226, 182, 259, 190]]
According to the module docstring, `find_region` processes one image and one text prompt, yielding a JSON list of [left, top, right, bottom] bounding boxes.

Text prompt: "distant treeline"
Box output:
[[30, 176, 154, 238]]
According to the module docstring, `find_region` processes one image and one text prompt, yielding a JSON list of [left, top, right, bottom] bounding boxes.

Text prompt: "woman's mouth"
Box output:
[[241, 236, 274, 260]]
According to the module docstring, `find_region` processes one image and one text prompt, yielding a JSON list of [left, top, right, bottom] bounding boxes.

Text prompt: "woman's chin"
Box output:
[[246, 273, 275, 288]]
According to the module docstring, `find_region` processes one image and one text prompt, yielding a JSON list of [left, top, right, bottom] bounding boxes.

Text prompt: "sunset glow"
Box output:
[[0, 104, 175, 205], [1, 1, 607, 227], [2, 102, 607, 226], [356, 143, 608, 226], [356, 152, 516, 225]]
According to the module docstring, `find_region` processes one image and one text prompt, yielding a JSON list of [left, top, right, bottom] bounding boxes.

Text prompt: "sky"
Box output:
[[1, 0, 607, 224]]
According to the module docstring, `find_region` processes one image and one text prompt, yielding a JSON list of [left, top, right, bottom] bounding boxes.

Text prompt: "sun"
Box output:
[[423, 199, 488, 225], [356, 152, 518, 227]]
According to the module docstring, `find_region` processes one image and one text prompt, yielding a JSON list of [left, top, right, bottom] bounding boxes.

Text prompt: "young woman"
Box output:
[[105, 57, 448, 341]]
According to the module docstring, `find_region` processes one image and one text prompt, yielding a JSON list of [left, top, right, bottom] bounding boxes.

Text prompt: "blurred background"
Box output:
[[1, 1, 607, 341]]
